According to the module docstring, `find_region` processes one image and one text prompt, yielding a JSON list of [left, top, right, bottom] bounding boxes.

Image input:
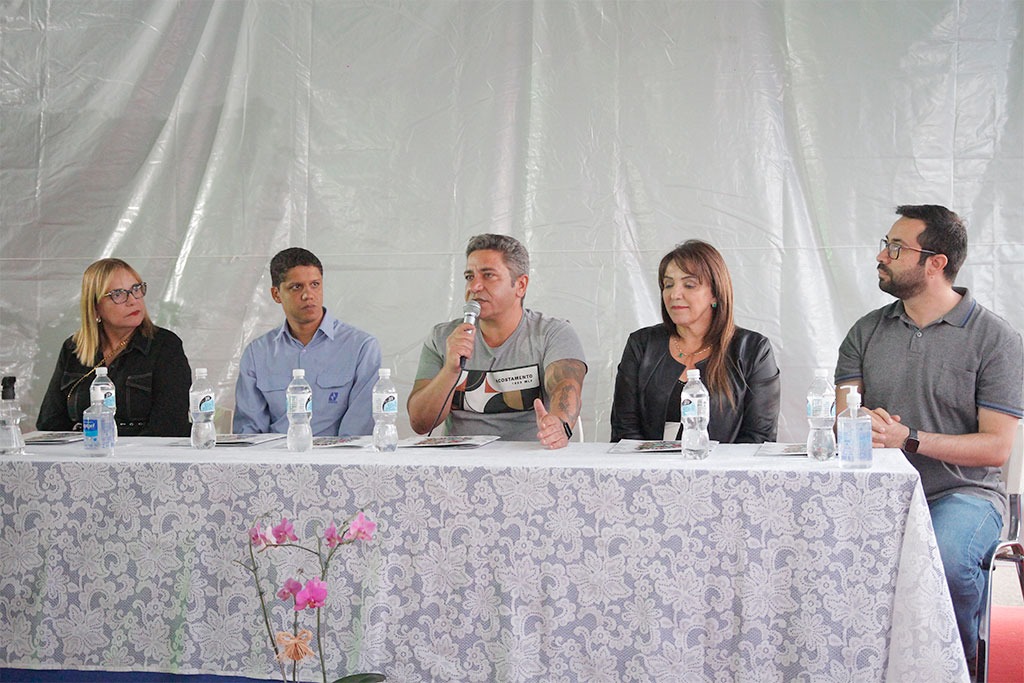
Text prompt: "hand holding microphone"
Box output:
[[459, 300, 481, 369]]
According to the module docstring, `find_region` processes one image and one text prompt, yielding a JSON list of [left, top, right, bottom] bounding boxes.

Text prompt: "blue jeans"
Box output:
[[929, 493, 1002, 662]]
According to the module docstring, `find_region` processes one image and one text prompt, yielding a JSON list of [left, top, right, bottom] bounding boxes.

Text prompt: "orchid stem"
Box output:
[[317, 603, 326, 683], [248, 541, 288, 682]]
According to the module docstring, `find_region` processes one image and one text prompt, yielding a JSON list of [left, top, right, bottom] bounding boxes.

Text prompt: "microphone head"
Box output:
[[463, 300, 481, 324]]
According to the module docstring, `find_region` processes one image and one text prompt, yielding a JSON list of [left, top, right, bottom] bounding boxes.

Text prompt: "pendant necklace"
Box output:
[[672, 336, 712, 360]]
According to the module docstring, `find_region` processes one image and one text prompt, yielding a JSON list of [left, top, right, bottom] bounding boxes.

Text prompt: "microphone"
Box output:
[[459, 300, 481, 369]]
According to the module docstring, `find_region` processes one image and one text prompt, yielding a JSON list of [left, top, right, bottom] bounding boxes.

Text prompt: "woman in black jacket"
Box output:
[[611, 240, 779, 443], [37, 258, 192, 437]]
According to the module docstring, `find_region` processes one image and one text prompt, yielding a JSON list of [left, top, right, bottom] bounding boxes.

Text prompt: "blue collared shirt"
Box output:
[[233, 309, 381, 436]]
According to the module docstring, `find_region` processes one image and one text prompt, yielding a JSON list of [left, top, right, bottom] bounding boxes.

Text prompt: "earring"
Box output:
[[96, 318, 102, 323], [711, 302, 717, 309]]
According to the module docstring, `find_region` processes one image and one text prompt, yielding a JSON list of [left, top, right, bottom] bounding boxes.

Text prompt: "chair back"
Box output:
[[215, 407, 234, 436], [1003, 421, 1023, 541]]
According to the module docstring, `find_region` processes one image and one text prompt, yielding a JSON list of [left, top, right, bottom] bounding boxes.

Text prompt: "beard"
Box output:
[[877, 264, 926, 299]]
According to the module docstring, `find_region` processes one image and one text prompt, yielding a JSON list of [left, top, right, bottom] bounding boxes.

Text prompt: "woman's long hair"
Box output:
[[658, 240, 736, 408], [73, 258, 155, 366]]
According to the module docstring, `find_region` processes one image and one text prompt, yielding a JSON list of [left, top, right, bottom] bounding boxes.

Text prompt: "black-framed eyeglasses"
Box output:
[[103, 282, 147, 304], [879, 238, 938, 261]]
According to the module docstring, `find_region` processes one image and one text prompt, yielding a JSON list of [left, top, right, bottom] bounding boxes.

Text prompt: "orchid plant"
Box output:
[[240, 512, 385, 683]]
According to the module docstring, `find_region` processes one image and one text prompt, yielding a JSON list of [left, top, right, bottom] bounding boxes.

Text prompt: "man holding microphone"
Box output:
[[408, 234, 586, 449]]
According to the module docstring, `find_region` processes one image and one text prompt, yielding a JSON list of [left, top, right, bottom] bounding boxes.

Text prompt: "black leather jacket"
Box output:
[[611, 324, 780, 443], [37, 327, 192, 437]]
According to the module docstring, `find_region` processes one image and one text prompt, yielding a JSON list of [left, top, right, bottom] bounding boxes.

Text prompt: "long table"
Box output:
[[0, 439, 969, 682]]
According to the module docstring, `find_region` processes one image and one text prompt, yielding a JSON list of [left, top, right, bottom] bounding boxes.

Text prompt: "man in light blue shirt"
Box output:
[[233, 248, 381, 436]]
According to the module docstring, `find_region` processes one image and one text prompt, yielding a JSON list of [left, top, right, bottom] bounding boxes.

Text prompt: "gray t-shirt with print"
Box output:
[[416, 308, 586, 441]]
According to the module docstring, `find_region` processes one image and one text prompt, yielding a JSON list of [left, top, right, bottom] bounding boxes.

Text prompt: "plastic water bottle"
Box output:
[[0, 376, 26, 455], [806, 368, 837, 461], [286, 368, 313, 452], [90, 367, 116, 415], [372, 368, 399, 452], [680, 368, 711, 460], [189, 367, 217, 450], [838, 385, 872, 469], [83, 393, 116, 456]]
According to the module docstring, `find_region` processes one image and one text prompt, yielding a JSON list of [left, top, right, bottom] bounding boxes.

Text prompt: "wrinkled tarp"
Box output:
[[1, 0, 1021, 441]]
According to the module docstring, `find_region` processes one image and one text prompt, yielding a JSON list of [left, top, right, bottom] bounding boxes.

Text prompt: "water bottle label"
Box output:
[[807, 397, 837, 419], [191, 393, 215, 413], [83, 418, 98, 439], [287, 392, 312, 414], [102, 391, 115, 410], [380, 392, 398, 414], [682, 394, 709, 419], [681, 397, 697, 418]]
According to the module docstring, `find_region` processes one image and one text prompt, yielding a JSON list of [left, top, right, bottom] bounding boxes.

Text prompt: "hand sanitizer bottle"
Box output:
[[838, 385, 872, 469]]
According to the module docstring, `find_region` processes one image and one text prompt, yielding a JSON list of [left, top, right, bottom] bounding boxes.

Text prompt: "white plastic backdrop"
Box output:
[[1, 1, 1022, 443]]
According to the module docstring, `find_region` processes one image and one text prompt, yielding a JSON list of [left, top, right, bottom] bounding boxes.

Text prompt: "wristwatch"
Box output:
[[902, 428, 920, 454]]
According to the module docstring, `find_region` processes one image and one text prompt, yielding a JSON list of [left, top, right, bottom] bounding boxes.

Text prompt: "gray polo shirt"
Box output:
[[836, 287, 1023, 517]]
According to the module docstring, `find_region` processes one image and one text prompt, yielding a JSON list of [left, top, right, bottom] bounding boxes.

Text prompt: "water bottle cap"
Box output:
[[292, 368, 305, 378], [378, 368, 391, 378], [195, 368, 208, 378], [1, 376, 14, 400], [686, 369, 700, 380], [96, 367, 108, 376]]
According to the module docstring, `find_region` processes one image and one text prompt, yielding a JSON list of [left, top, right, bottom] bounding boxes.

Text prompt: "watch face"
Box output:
[[904, 430, 919, 454]]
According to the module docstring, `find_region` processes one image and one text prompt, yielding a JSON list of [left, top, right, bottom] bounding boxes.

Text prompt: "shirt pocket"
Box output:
[[256, 368, 293, 414], [933, 361, 976, 413], [314, 367, 355, 409], [124, 372, 153, 420]]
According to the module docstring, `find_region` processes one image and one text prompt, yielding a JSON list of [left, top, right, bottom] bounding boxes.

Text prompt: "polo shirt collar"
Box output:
[[940, 287, 976, 328], [886, 286, 976, 329]]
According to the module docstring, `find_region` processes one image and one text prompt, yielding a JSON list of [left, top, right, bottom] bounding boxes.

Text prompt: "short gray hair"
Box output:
[[465, 234, 530, 280]]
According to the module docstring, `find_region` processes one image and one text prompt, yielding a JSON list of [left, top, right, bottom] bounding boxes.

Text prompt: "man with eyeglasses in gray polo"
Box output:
[[834, 204, 1023, 672]]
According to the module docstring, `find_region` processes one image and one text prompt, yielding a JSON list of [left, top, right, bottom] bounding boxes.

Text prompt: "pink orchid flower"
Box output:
[[271, 518, 298, 544], [343, 512, 376, 542], [324, 521, 343, 548], [248, 523, 274, 548], [277, 577, 303, 601], [294, 577, 328, 610]]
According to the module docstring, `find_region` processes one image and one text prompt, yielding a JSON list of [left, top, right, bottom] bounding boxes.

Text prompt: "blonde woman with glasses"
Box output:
[[37, 258, 192, 436]]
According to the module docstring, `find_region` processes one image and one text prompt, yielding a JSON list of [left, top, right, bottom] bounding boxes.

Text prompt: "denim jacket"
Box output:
[[37, 327, 192, 437]]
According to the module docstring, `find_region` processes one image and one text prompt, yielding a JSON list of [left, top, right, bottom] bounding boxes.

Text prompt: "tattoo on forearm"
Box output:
[[545, 360, 586, 422]]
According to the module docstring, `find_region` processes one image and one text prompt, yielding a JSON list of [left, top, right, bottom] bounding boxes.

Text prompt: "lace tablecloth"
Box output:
[[0, 440, 968, 682]]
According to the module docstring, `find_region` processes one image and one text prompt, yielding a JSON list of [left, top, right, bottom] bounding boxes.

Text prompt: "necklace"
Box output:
[[65, 330, 135, 403], [671, 335, 712, 360], [102, 330, 135, 366]]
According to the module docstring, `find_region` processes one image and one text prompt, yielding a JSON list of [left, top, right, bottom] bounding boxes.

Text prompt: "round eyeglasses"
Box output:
[[103, 282, 147, 304]]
